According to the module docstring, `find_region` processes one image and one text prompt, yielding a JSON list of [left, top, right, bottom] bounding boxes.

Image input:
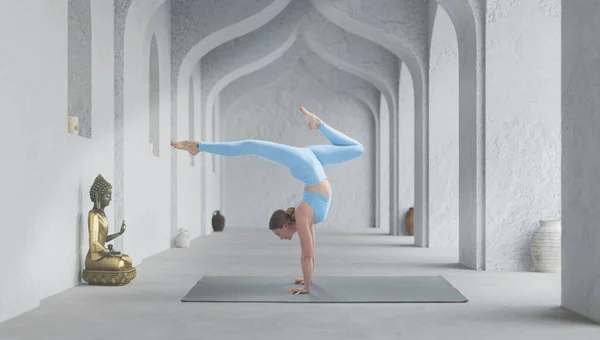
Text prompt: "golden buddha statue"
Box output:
[[82, 174, 136, 286]]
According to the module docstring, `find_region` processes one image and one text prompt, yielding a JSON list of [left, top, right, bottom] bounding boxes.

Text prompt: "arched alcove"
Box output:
[[67, 0, 92, 138], [222, 59, 375, 229], [429, 6, 459, 249]]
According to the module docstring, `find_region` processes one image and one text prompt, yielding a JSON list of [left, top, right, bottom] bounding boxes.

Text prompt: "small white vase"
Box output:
[[530, 220, 561, 272], [174, 228, 190, 248], [67, 116, 79, 135]]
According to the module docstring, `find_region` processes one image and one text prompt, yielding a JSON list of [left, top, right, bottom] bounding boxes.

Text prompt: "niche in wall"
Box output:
[[67, 0, 92, 138], [149, 34, 160, 157], [189, 76, 195, 166]]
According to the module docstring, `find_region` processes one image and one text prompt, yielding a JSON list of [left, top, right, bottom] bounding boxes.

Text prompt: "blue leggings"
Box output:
[[198, 122, 364, 223]]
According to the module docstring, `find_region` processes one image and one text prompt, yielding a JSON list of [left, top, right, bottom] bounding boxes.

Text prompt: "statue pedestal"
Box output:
[[82, 268, 137, 286]]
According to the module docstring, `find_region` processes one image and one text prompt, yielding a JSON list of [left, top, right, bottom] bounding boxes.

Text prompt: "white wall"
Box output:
[[429, 6, 459, 248], [0, 0, 114, 323], [561, 0, 600, 324], [0, 0, 175, 322], [222, 61, 375, 229], [485, 0, 561, 271]]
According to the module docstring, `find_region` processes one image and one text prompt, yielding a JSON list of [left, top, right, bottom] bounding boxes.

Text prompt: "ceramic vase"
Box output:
[[68, 116, 79, 135], [405, 207, 414, 236], [174, 228, 190, 248], [212, 210, 225, 232], [530, 220, 561, 272]]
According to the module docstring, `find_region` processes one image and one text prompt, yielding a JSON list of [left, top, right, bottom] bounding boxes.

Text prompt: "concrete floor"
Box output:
[[0, 228, 598, 340]]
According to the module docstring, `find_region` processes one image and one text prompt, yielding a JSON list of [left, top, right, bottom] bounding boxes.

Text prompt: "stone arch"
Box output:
[[121, 0, 172, 260], [310, 0, 426, 242], [434, 0, 485, 269], [428, 5, 459, 248], [172, 0, 291, 234], [222, 59, 377, 228], [204, 26, 301, 143], [176, 0, 293, 147], [220, 48, 378, 128], [113, 0, 169, 255], [207, 31, 393, 230], [206, 35, 384, 130]]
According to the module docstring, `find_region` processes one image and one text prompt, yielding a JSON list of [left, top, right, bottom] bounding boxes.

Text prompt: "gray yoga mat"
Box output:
[[181, 275, 468, 303]]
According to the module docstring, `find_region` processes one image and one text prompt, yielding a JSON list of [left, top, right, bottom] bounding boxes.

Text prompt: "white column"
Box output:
[[561, 0, 600, 324], [389, 92, 400, 236], [428, 5, 459, 248], [398, 63, 414, 236], [379, 93, 390, 233]]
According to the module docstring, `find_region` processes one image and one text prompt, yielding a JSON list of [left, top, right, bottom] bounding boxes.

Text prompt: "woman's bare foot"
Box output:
[[299, 105, 322, 131], [170, 140, 200, 156]]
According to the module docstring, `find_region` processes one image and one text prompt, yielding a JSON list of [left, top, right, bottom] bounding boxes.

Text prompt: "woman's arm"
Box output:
[[297, 219, 313, 292], [311, 224, 315, 271]]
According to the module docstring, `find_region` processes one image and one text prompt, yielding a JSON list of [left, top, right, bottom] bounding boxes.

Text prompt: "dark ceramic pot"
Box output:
[[212, 210, 225, 232]]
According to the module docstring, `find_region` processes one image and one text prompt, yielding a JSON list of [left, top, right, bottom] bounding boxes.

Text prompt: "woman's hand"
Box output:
[[293, 278, 305, 285], [288, 287, 309, 295]]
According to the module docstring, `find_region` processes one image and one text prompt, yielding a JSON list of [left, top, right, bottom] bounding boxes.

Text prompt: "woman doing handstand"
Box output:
[[170, 105, 364, 295]]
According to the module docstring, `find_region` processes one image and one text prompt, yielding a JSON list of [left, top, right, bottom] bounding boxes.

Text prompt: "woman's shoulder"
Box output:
[[295, 201, 315, 224]]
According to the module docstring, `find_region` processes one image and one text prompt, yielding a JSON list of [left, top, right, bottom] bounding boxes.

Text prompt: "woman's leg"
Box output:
[[307, 122, 364, 166], [198, 139, 304, 169]]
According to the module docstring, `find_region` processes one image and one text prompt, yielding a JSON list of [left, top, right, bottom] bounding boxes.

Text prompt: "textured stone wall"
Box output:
[[429, 6, 459, 248], [171, 0, 285, 235], [219, 39, 379, 124], [68, 0, 92, 138], [171, 0, 275, 70], [562, 0, 600, 324], [222, 61, 375, 229], [304, 8, 399, 112], [485, 0, 561, 271], [329, 0, 428, 62], [200, 0, 309, 109]]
